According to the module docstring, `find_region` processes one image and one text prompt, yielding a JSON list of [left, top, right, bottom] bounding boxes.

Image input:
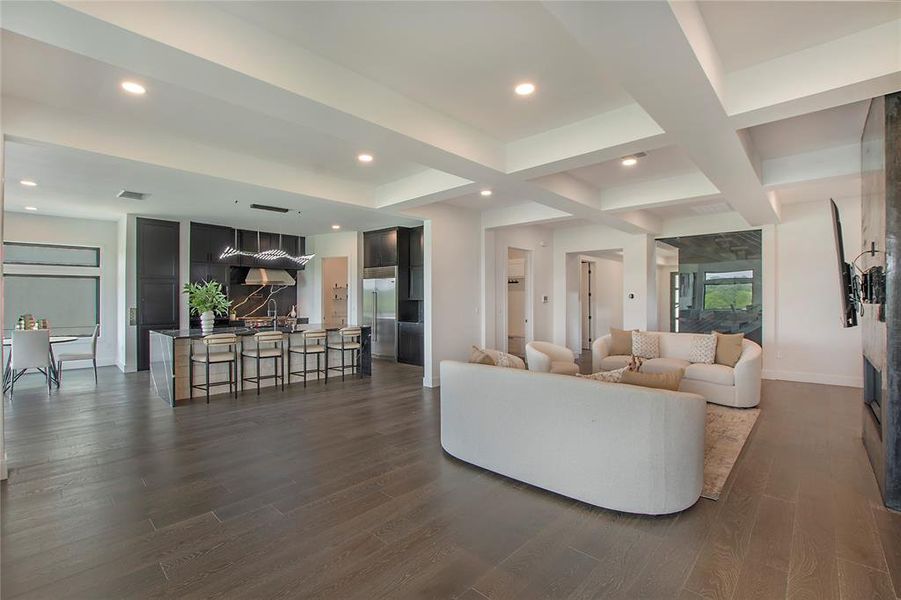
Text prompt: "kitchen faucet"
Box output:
[[267, 299, 278, 330]]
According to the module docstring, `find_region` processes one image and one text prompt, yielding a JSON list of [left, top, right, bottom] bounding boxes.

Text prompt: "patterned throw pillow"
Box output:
[[688, 333, 717, 364], [493, 351, 525, 369], [631, 331, 660, 359], [577, 367, 628, 383], [469, 345, 495, 366]]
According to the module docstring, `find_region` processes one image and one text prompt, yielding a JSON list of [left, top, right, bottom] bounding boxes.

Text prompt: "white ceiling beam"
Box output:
[[600, 171, 720, 213], [727, 20, 901, 129], [1, 96, 373, 207], [506, 104, 668, 177], [761, 143, 861, 189], [481, 202, 573, 230], [375, 170, 474, 210], [543, 0, 781, 226]]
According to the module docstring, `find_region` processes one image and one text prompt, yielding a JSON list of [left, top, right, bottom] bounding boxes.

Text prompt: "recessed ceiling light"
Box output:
[[514, 82, 536, 96], [24, 206, 37, 211], [121, 81, 146, 95], [621, 156, 638, 167], [480, 189, 493, 197], [357, 153, 374, 163], [331, 224, 341, 230], [19, 179, 37, 187]]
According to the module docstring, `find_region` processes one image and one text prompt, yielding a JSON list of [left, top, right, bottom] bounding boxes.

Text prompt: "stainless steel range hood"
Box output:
[[244, 268, 296, 286]]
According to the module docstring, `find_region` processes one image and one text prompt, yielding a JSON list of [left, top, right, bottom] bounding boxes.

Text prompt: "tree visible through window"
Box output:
[[703, 270, 754, 310]]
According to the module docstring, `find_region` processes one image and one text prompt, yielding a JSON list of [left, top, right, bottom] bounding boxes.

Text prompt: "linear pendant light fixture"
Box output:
[[220, 229, 315, 266]]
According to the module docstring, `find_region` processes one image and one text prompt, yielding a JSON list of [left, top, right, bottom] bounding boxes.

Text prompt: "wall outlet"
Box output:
[[542, 295, 549, 304]]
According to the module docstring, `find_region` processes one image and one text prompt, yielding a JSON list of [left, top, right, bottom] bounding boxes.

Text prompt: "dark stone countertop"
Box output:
[[151, 323, 369, 340]]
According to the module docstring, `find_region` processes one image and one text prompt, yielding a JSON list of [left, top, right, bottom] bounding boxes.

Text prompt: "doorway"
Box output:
[[506, 247, 532, 357], [321, 257, 348, 326], [580, 260, 594, 350]]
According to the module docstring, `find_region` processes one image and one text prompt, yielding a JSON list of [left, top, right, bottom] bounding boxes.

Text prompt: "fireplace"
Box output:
[[863, 357, 882, 426]]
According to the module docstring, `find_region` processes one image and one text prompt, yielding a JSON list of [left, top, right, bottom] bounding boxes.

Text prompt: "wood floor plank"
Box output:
[[1, 365, 888, 600]]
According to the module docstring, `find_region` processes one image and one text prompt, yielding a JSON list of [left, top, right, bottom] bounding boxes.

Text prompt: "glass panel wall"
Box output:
[[657, 230, 763, 345]]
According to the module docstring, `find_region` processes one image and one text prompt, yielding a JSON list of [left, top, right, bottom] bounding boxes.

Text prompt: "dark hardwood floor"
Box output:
[[2, 362, 899, 599]]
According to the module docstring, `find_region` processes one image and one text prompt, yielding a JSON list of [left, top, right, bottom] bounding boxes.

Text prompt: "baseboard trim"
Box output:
[[763, 369, 863, 388], [0, 452, 8, 481], [423, 375, 440, 388]]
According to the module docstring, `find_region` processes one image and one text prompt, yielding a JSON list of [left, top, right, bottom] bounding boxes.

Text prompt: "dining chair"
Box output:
[[56, 324, 100, 384], [9, 330, 51, 398]]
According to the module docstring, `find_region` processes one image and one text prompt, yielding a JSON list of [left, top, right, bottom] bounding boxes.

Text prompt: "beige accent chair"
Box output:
[[592, 332, 762, 408], [525, 341, 579, 375]]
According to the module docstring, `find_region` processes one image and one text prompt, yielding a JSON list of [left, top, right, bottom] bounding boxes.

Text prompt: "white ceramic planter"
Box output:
[[200, 311, 215, 334]]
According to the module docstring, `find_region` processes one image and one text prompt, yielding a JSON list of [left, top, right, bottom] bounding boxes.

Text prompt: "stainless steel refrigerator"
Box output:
[[362, 267, 397, 359]]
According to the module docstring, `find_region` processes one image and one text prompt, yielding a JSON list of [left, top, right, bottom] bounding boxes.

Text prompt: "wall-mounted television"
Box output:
[[830, 199, 858, 328]]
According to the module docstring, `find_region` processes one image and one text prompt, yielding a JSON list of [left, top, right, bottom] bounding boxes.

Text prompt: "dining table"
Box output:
[[2, 335, 79, 392]]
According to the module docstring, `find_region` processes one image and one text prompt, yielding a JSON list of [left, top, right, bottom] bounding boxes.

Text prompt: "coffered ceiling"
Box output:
[[1, 0, 897, 235]]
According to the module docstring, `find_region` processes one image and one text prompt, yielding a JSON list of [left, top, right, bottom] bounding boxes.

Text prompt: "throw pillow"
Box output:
[[609, 327, 634, 356], [627, 355, 644, 372], [577, 367, 628, 383], [631, 331, 660, 359], [492, 351, 526, 369], [688, 333, 717, 364], [620, 369, 683, 391], [714, 332, 744, 367], [469, 345, 495, 366]]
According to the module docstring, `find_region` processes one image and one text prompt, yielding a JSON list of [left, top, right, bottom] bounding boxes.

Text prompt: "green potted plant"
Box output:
[[183, 280, 231, 334]]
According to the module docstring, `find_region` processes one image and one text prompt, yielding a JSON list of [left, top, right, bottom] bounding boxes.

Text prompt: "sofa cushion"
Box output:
[[609, 327, 634, 355], [684, 363, 735, 386], [632, 331, 660, 359], [600, 355, 631, 371], [621, 369, 683, 391], [642, 357, 691, 375], [550, 361, 580, 375], [714, 332, 744, 367]]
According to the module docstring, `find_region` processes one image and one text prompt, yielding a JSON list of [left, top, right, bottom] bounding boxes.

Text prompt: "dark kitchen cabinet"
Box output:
[[363, 228, 398, 268], [397, 321, 424, 366], [190, 222, 234, 264], [190, 261, 229, 286], [410, 226, 423, 267]]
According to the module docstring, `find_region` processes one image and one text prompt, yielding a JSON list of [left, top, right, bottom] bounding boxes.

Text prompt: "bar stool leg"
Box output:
[[205, 360, 210, 404], [281, 347, 285, 391], [189, 356, 194, 399], [341, 346, 346, 381], [256, 356, 261, 396], [234, 355, 239, 398], [303, 352, 308, 387], [240, 354, 245, 393]]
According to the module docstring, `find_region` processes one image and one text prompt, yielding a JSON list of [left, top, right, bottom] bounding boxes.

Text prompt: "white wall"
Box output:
[[764, 197, 863, 387], [4, 212, 120, 369], [415, 204, 481, 387], [300, 231, 361, 325], [483, 224, 553, 350]]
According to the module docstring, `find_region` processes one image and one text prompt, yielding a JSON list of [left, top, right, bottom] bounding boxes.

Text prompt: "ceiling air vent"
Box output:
[[250, 203, 289, 213], [117, 190, 148, 201]]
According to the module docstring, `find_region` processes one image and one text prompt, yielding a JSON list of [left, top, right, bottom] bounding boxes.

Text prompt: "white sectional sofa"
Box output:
[[440, 360, 706, 515], [592, 332, 762, 408]]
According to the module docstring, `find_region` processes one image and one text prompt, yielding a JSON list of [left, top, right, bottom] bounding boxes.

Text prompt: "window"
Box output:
[[3, 242, 99, 267], [3, 242, 101, 337], [703, 270, 754, 310]]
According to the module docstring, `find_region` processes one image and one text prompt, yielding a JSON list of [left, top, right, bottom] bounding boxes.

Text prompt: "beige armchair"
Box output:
[[525, 341, 579, 375]]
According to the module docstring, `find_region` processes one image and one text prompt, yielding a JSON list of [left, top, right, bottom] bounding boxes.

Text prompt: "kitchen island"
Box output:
[[149, 324, 371, 406]]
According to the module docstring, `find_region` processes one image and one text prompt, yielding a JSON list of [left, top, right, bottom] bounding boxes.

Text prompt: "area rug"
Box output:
[[702, 404, 761, 500]]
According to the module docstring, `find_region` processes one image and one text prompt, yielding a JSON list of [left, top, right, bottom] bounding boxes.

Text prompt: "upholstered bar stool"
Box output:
[[288, 329, 328, 386], [241, 331, 285, 395], [189, 333, 239, 403], [327, 327, 362, 381]]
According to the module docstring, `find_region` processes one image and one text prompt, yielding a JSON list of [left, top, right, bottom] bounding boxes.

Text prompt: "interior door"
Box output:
[[137, 218, 180, 371]]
